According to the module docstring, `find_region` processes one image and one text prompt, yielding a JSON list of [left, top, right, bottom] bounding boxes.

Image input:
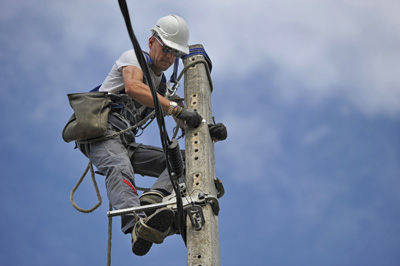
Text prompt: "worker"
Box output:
[[77, 15, 227, 256]]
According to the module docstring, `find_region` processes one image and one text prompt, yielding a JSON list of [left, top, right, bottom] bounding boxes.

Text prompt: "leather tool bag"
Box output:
[[62, 92, 112, 143]]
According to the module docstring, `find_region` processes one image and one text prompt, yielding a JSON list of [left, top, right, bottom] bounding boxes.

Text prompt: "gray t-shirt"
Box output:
[[99, 49, 162, 94]]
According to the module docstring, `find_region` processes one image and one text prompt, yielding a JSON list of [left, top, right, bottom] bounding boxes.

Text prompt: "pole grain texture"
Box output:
[[183, 44, 221, 266]]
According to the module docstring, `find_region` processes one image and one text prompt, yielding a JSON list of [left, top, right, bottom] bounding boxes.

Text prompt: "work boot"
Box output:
[[131, 207, 174, 256], [140, 191, 164, 216]]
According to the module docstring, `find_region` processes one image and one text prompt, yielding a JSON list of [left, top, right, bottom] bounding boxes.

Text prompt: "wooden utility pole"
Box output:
[[183, 44, 221, 266]]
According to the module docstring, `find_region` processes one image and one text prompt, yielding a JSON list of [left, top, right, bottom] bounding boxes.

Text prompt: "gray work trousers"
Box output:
[[78, 112, 184, 234]]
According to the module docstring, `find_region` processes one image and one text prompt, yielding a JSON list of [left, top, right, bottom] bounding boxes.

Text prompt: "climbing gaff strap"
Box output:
[[70, 161, 102, 213], [118, 0, 187, 244]]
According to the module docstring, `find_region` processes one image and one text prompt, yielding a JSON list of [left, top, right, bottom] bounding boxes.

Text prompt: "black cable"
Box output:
[[117, 0, 187, 244]]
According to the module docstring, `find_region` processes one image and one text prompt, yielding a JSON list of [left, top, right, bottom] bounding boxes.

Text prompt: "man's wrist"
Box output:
[[173, 106, 183, 118], [168, 101, 178, 116]]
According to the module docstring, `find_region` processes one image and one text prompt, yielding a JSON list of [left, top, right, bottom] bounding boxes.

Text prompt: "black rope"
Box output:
[[117, 0, 187, 244]]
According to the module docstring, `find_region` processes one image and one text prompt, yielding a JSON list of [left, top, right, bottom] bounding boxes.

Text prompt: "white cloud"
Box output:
[[4, 0, 400, 117], [185, 0, 400, 117]]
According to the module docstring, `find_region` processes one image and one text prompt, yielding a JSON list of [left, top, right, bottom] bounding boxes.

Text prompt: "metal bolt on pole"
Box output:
[[183, 44, 221, 266]]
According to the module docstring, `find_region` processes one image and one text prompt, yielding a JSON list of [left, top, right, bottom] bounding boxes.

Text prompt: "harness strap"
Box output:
[[170, 57, 180, 84], [182, 47, 213, 72]]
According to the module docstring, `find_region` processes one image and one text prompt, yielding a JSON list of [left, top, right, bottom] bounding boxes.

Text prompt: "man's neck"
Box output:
[[150, 65, 162, 76]]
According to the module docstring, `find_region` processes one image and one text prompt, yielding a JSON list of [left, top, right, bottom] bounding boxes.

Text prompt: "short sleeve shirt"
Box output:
[[99, 49, 162, 94]]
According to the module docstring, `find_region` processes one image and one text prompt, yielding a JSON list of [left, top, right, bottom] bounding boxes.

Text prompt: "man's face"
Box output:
[[149, 36, 176, 74]]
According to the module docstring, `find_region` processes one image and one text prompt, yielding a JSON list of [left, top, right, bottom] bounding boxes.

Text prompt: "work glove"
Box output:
[[175, 107, 203, 128], [209, 123, 228, 141]]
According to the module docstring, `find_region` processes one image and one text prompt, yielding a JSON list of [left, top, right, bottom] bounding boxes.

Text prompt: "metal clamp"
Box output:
[[187, 205, 205, 231], [107, 184, 220, 231], [195, 192, 220, 216]]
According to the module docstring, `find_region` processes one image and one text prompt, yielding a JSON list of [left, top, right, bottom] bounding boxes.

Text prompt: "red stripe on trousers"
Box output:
[[123, 179, 137, 194]]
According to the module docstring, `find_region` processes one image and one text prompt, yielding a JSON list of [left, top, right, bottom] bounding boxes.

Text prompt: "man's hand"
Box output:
[[209, 123, 228, 142], [175, 107, 203, 128]]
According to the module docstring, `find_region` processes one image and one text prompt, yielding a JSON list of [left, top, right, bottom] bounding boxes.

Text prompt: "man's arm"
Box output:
[[122, 65, 172, 113], [122, 65, 203, 128]]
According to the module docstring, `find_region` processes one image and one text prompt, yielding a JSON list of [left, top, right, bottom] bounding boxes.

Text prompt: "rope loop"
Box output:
[[70, 161, 102, 213]]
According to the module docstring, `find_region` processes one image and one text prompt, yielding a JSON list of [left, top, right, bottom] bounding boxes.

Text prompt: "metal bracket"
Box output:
[[196, 192, 220, 216], [187, 205, 205, 231], [107, 183, 220, 231]]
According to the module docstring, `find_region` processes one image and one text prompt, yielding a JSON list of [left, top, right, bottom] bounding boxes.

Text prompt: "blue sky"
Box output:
[[1, 0, 399, 265]]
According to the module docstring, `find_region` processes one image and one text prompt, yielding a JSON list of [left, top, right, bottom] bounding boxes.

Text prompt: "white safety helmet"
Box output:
[[151, 15, 190, 55]]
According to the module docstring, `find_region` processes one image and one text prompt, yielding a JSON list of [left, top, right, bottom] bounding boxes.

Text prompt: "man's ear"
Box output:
[[148, 36, 155, 49]]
